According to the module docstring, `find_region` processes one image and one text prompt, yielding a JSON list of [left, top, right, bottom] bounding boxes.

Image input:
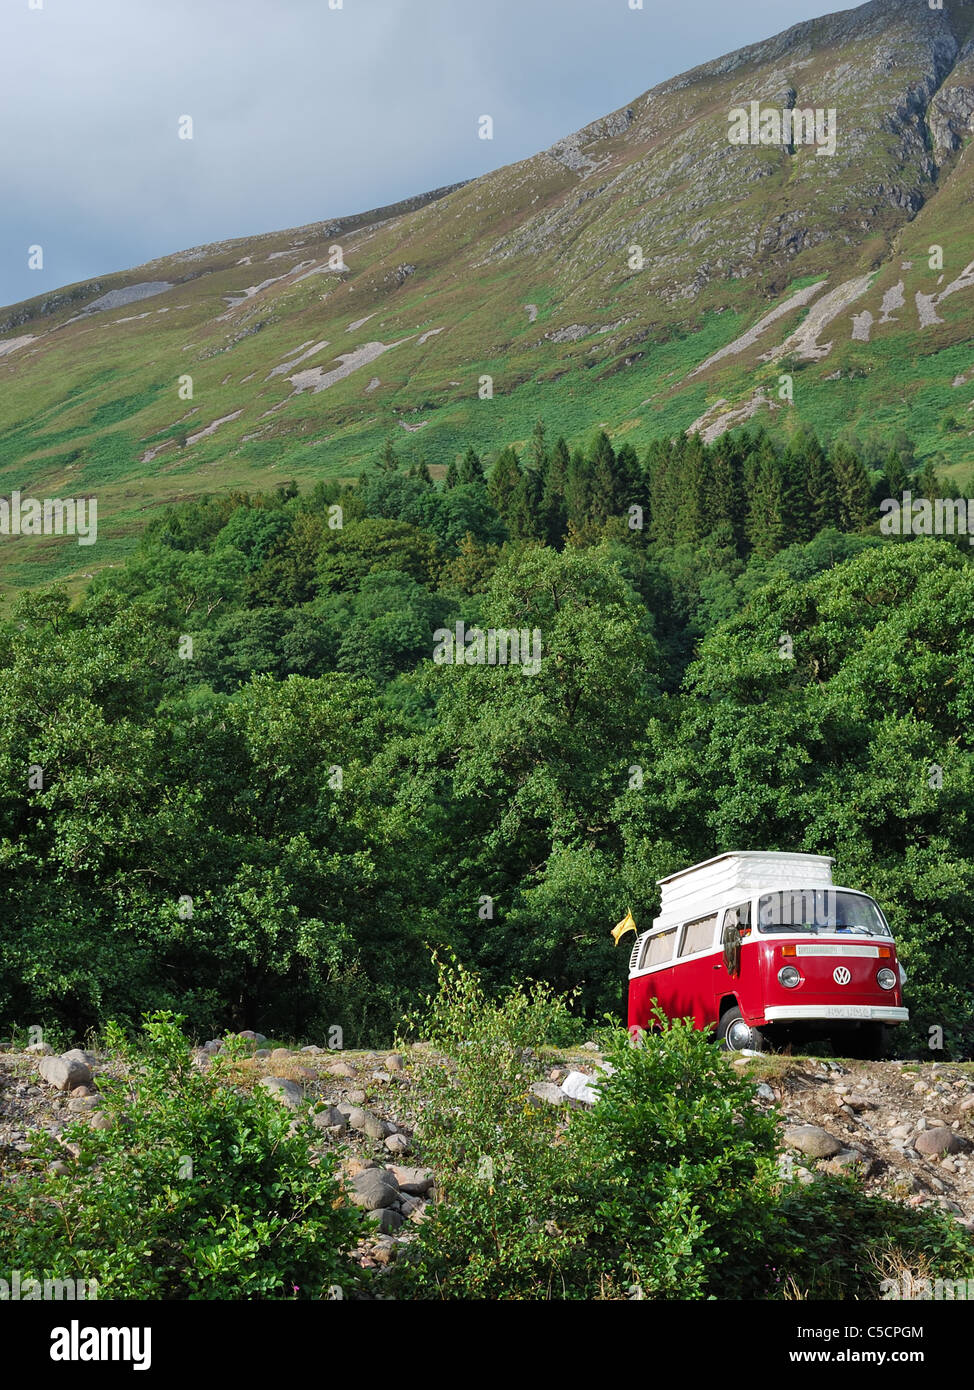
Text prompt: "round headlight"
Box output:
[[778, 966, 801, 988], [877, 968, 896, 990]]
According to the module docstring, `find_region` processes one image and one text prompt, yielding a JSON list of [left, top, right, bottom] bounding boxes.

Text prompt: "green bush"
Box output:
[[393, 954, 586, 1299], [0, 1013, 361, 1299], [773, 1174, 974, 1299], [570, 1014, 785, 1299]]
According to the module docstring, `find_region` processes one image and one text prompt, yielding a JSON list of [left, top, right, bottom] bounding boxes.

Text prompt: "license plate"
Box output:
[[825, 1005, 871, 1019]]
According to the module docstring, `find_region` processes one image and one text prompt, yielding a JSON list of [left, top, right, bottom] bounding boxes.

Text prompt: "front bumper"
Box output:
[[762, 1005, 909, 1024]]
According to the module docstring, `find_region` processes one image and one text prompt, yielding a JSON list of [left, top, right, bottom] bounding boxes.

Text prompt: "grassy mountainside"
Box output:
[[1, 0, 973, 593]]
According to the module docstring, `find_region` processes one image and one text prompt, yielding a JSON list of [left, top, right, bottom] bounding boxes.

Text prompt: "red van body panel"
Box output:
[[627, 933, 907, 1036]]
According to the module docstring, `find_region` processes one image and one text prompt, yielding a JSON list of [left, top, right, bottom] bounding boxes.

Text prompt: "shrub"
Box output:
[[570, 1014, 785, 1299], [772, 1174, 974, 1299], [0, 1013, 361, 1299], [393, 954, 584, 1299]]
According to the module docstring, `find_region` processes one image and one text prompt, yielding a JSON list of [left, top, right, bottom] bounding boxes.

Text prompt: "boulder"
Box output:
[[63, 1049, 96, 1068], [782, 1125, 843, 1159], [349, 1168, 399, 1211], [38, 1055, 93, 1092], [257, 1076, 304, 1109], [388, 1165, 434, 1195], [367, 1207, 404, 1234], [915, 1127, 970, 1157], [560, 1071, 601, 1105]]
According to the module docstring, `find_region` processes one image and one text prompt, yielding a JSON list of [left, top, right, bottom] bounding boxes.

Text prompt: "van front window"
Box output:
[[757, 889, 891, 937]]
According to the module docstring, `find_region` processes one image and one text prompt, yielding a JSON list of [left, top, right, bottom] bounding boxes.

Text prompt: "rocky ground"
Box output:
[[1, 1037, 972, 1279]]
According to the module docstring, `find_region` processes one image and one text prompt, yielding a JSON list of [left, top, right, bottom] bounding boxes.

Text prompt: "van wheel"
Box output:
[[718, 1006, 766, 1053]]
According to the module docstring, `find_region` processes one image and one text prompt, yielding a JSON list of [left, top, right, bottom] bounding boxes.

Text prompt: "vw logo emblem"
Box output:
[[833, 966, 851, 985]]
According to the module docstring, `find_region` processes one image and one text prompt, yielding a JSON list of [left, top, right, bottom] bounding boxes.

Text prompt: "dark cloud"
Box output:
[[0, 0, 843, 309]]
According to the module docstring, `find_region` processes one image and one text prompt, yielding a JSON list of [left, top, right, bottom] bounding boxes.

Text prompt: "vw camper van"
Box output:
[[627, 852, 908, 1057]]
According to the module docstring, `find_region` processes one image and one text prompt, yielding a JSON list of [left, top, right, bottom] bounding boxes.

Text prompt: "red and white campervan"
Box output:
[[627, 852, 908, 1058]]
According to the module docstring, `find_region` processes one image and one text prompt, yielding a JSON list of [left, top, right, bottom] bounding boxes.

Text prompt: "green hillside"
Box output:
[[1, 0, 973, 594]]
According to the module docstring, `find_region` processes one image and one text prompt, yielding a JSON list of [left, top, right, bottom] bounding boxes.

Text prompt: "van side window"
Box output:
[[680, 913, 718, 956], [722, 901, 751, 933], [640, 927, 678, 970]]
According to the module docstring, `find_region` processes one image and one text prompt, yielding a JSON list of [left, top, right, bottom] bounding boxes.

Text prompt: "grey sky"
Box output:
[[1, 0, 849, 310]]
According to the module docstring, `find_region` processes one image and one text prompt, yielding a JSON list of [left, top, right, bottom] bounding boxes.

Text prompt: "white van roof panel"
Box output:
[[657, 852, 835, 920]]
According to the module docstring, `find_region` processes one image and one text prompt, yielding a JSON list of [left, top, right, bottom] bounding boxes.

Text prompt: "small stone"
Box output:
[[89, 1111, 116, 1131], [26, 1042, 53, 1056], [371, 1070, 392, 1084], [328, 1061, 355, 1079], [301, 1046, 324, 1055], [581, 1041, 600, 1052], [755, 1083, 775, 1101], [529, 1081, 565, 1107], [312, 1107, 348, 1136], [237, 1030, 268, 1045], [959, 1096, 974, 1113], [384, 1133, 411, 1155], [384, 1054, 404, 1072], [347, 1107, 370, 1131], [48, 1160, 72, 1176], [270, 1048, 293, 1062], [362, 1116, 387, 1141], [68, 1096, 101, 1113], [348, 1090, 367, 1105]]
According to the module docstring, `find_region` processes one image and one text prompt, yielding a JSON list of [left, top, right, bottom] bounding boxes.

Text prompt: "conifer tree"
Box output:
[[444, 458, 460, 490], [565, 448, 593, 532], [882, 447, 909, 500], [487, 447, 522, 526], [541, 436, 570, 546], [674, 432, 708, 545], [831, 442, 873, 532], [745, 436, 788, 557], [589, 430, 620, 524], [457, 446, 485, 486]]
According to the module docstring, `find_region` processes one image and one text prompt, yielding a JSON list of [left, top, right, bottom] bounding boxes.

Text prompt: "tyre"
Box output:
[[718, 1005, 766, 1053]]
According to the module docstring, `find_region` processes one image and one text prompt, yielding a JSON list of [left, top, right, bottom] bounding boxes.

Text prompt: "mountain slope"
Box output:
[[1, 0, 973, 591]]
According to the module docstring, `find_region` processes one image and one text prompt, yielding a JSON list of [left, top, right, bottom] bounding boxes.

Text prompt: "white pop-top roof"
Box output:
[[655, 851, 835, 926]]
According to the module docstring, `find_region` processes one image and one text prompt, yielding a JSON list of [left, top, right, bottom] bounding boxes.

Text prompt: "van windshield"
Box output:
[[757, 889, 891, 937]]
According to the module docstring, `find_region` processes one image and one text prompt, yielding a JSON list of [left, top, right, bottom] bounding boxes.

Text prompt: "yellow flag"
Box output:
[[611, 909, 637, 946]]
